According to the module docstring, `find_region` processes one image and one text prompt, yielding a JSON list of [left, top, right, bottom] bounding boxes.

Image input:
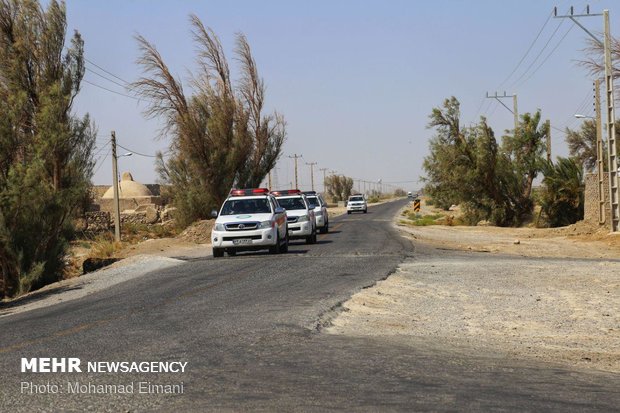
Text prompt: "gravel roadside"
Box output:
[[327, 211, 620, 373], [0, 255, 185, 318]]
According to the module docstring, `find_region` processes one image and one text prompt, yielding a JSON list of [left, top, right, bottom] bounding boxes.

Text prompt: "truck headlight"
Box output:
[[259, 220, 274, 229], [297, 215, 309, 222], [214, 223, 225, 231]]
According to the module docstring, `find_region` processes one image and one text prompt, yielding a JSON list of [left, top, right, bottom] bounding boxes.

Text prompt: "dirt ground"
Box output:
[[327, 199, 620, 374]]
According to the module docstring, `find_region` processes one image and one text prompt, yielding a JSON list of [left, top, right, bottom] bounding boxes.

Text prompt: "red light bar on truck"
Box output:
[[229, 188, 270, 196], [271, 189, 301, 196]]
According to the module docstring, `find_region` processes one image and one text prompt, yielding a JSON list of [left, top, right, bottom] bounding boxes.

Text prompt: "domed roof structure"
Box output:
[[102, 172, 153, 199]]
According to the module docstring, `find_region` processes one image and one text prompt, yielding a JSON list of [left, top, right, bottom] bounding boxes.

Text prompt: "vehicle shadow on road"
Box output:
[[0, 285, 84, 316], [314, 239, 334, 245]]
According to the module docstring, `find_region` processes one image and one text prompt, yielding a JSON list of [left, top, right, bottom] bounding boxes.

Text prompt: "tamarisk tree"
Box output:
[[0, 0, 96, 297], [132, 15, 286, 228]]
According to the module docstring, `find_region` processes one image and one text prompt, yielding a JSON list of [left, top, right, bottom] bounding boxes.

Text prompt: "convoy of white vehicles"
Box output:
[[303, 191, 329, 234], [212, 188, 323, 257], [271, 189, 317, 244], [210, 188, 289, 257], [211, 188, 376, 257]]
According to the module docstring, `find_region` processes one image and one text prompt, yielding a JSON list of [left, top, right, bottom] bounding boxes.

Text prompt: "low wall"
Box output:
[[97, 196, 162, 214]]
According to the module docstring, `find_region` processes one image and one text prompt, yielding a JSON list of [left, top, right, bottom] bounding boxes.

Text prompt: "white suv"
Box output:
[[211, 188, 288, 257], [346, 194, 367, 214], [303, 191, 329, 233], [272, 189, 317, 244]]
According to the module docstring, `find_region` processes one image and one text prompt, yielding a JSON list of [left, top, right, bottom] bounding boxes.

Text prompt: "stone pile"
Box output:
[[177, 220, 214, 244], [85, 211, 111, 231]]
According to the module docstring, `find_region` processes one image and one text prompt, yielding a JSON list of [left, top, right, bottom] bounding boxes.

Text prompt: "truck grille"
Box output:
[[222, 235, 262, 241], [225, 222, 259, 231]]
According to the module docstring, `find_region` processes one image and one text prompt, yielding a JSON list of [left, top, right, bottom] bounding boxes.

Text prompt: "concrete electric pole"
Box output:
[[111, 131, 121, 242], [306, 161, 318, 191], [546, 120, 552, 163], [595, 79, 605, 225], [288, 154, 302, 189], [486, 92, 519, 134], [554, 6, 619, 232], [319, 167, 328, 193]]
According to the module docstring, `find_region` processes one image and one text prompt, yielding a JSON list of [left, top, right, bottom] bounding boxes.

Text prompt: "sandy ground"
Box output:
[[327, 200, 620, 373]]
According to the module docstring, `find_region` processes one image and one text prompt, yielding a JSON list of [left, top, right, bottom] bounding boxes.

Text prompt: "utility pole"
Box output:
[[603, 10, 619, 232], [288, 154, 302, 189], [554, 6, 619, 232], [319, 167, 328, 192], [595, 78, 605, 224], [486, 92, 519, 133], [546, 120, 552, 163], [306, 161, 317, 191], [268, 170, 272, 190], [111, 131, 121, 242]]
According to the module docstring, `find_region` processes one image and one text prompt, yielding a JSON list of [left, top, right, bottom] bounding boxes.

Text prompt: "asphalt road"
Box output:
[[0, 199, 618, 412]]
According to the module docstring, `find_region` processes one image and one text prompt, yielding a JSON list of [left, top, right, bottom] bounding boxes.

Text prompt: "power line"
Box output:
[[86, 65, 129, 90], [116, 142, 170, 158], [509, 18, 566, 88], [84, 57, 130, 85], [497, 8, 555, 89], [82, 79, 146, 102], [92, 148, 111, 175], [92, 140, 111, 158], [517, 23, 575, 87]]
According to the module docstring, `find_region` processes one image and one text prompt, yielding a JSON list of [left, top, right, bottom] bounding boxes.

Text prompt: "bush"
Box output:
[[406, 213, 443, 226], [539, 158, 584, 227], [88, 234, 123, 259]]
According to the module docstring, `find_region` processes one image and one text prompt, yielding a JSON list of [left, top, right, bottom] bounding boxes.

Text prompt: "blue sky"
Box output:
[[66, 0, 618, 192]]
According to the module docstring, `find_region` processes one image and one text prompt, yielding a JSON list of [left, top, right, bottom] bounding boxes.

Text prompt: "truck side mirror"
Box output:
[[211, 209, 218, 218]]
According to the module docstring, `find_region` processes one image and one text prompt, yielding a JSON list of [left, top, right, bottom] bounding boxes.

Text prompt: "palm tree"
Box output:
[[540, 157, 584, 227]]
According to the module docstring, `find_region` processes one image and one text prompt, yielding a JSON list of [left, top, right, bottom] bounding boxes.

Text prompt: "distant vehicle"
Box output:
[[407, 191, 413, 198], [272, 189, 317, 244], [303, 191, 329, 233], [210, 188, 288, 257], [347, 194, 367, 214]]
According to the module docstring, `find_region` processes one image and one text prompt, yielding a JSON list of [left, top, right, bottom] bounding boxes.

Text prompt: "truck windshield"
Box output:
[[350, 196, 364, 202], [306, 196, 320, 207], [277, 197, 307, 210], [220, 199, 271, 215]]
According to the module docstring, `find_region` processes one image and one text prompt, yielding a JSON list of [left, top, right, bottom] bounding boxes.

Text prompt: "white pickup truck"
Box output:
[[211, 188, 289, 257]]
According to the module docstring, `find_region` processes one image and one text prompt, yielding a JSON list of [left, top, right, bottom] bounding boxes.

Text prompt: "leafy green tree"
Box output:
[[422, 97, 471, 210], [502, 111, 549, 200], [0, 0, 96, 297], [423, 97, 548, 226], [566, 119, 599, 171], [539, 157, 584, 227], [133, 16, 285, 228], [565, 120, 620, 172]]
